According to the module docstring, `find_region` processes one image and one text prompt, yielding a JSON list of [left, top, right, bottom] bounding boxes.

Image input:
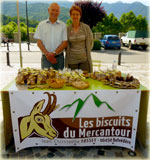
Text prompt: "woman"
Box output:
[[65, 5, 93, 72]]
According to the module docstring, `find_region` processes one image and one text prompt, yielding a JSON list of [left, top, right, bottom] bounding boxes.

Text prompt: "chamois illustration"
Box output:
[[20, 92, 59, 141]]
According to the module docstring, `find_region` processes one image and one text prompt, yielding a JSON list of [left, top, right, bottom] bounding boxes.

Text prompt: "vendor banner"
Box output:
[[9, 90, 141, 152]]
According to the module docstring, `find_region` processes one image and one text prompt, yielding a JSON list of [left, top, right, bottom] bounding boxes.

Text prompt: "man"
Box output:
[[34, 3, 68, 69]]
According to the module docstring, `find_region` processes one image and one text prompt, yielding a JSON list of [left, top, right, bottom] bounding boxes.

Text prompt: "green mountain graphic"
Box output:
[[60, 93, 115, 122]]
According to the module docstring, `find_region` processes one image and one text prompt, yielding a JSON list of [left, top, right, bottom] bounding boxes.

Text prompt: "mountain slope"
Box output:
[[1, 1, 149, 22], [101, 2, 148, 20], [1, 2, 70, 22]]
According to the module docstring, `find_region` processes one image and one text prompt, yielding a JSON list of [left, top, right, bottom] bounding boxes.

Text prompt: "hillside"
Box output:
[[1, 2, 70, 23], [101, 1, 149, 20], [1, 1, 149, 23]]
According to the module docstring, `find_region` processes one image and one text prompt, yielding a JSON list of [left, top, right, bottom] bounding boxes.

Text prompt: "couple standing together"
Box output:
[[34, 3, 93, 73]]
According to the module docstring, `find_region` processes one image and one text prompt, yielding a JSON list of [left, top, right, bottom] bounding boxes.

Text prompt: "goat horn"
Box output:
[[46, 94, 57, 115], [42, 92, 51, 115]]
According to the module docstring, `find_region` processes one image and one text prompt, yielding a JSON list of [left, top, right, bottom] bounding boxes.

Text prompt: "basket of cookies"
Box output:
[[46, 78, 65, 89]]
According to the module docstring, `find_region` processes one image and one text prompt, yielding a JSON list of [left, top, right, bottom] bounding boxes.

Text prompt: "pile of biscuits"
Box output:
[[16, 68, 55, 85], [15, 68, 140, 89], [90, 70, 140, 89], [15, 68, 89, 89]]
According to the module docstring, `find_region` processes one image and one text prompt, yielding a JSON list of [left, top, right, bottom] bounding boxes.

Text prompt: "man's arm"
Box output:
[[54, 41, 68, 56], [37, 39, 51, 56], [54, 23, 68, 56], [37, 39, 57, 64]]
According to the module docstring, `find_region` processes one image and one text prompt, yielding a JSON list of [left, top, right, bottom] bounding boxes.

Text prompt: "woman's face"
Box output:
[[70, 10, 81, 23]]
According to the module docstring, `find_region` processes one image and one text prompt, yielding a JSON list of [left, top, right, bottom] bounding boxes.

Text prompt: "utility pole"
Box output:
[[26, 0, 30, 51], [16, 0, 23, 68]]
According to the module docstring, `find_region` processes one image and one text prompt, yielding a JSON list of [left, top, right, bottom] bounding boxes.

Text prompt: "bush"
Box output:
[[75, 1, 106, 29], [92, 39, 101, 50]]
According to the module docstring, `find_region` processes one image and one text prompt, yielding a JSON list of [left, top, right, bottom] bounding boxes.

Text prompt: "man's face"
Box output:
[[48, 4, 60, 19]]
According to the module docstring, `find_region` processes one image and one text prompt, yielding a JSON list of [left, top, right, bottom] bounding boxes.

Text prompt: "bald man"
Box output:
[[34, 3, 68, 70]]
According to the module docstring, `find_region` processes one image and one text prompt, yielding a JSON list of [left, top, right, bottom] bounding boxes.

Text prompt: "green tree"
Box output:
[[120, 11, 137, 32], [106, 13, 122, 34], [2, 21, 17, 39], [2, 21, 34, 41], [1, 14, 39, 28], [134, 15, 148, 30], [120, 11, 148, 32], [92, 13, 122, 35], [29, 27, 36, 33], [66, 19, 72, 26], [20, 22, 27, 41]]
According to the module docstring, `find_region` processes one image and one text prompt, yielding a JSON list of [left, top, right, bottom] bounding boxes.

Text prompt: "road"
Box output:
[[92, 46, 150, 64], [0, 43, 149, 64], [0, 43, 150, 91]]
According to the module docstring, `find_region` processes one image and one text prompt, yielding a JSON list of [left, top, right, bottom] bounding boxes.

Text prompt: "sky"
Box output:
[[2, 0, 150, 6], [100, 0, 150, 6]]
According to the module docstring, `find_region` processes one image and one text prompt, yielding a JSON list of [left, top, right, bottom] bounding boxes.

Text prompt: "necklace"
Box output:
[[72, 24, 80, 33]]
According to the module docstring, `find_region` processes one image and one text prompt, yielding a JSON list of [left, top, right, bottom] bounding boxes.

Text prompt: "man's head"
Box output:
[[48, 3, 60, 21]]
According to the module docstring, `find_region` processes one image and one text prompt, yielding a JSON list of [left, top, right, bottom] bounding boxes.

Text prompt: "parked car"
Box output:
[[121, 30, 149, 50], [100, 35, 121, 49]]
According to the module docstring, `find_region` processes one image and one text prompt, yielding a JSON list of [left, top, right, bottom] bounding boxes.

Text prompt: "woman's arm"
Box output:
[[65, 27, 71, 68], [87, 25, 94, 49]]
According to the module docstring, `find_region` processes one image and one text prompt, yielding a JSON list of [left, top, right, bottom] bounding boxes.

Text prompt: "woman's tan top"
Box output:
[[68, 27, 87, 64], [65, 22, 93, 72]]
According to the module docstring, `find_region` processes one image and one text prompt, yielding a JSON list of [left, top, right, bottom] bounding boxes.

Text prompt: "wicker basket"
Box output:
[[46, 78, 65, 88]]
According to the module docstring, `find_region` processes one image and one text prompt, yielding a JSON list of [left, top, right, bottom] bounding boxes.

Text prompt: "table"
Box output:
[[1, 79, 149, 152]]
